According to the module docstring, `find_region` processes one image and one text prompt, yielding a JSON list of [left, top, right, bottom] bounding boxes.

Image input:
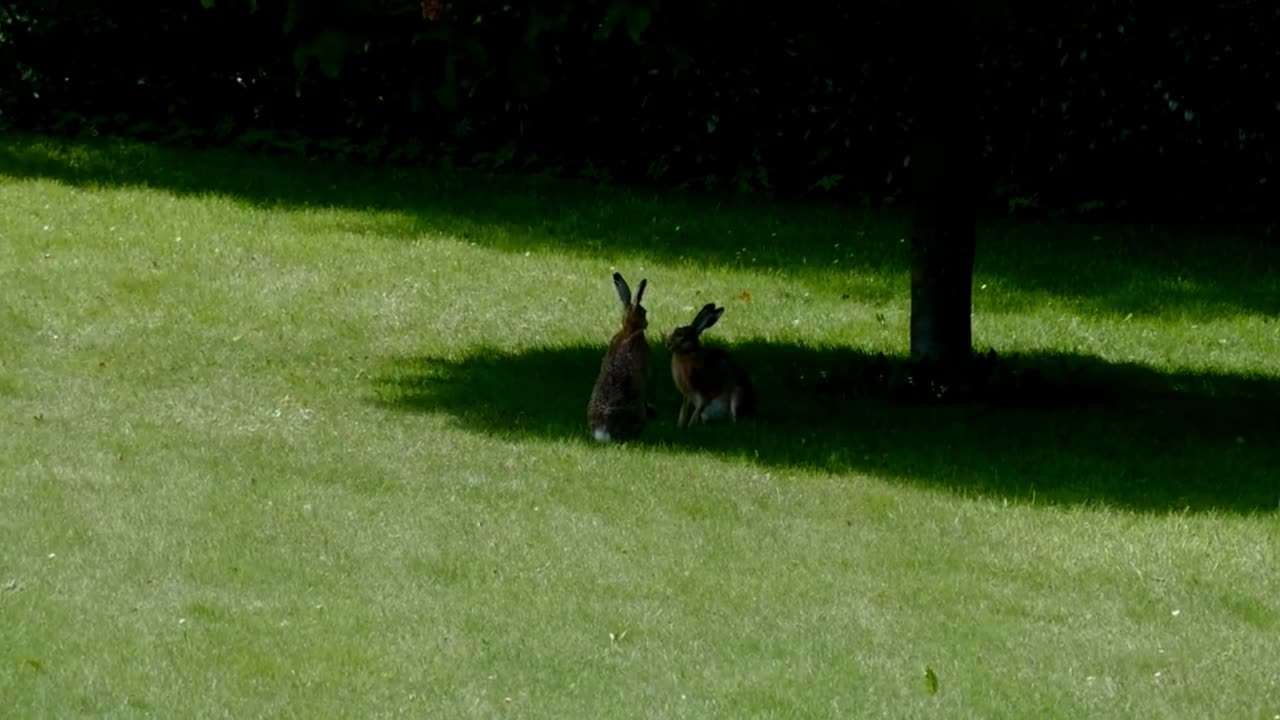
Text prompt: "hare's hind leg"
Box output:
[[689, 396, 707, 426], [676, 396, 691, 428]]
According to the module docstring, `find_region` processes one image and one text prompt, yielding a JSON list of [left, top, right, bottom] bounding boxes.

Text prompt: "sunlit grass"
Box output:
[[1, 135, 1277, 718]]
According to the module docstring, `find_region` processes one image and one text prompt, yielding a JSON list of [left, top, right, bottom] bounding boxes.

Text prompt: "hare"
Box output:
[[587, 272, 652, 442], [667, 303, 756, 427]]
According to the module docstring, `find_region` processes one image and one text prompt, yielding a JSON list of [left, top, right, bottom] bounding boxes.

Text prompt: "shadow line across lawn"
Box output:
[[371, 342, 1280, 515], [2, 134, 1278, 319]]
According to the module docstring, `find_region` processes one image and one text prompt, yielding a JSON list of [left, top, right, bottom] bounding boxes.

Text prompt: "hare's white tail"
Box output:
[[592, 427, 612, 442]]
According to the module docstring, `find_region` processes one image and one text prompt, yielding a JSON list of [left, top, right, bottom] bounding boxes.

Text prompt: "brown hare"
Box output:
[[587, 272, 651, 441], [667, 303, 755, 427]]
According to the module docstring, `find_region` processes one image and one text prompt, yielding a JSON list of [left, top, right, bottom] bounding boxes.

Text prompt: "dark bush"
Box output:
[[1, 0, 1274, 218]]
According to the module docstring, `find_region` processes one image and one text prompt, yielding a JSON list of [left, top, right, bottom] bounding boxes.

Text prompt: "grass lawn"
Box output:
[[1, 134, 1278, 719]]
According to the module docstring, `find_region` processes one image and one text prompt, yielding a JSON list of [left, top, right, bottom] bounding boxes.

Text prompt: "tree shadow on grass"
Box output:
[[370, 342, 1280, 514], [2, 134, 1278, 318]]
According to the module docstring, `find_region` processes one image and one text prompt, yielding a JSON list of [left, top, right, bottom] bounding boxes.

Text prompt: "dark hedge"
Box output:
[[2, 0, 1274, 218]]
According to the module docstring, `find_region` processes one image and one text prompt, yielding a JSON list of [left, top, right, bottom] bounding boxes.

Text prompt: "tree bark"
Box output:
[[908, 0, 978, 367]]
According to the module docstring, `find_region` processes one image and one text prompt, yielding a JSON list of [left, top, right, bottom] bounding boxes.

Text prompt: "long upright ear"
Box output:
[[695, 305, 725, 332], [633, 278, 648, 306], [690, 302, 717, 327], [612, 272, 631, 307]]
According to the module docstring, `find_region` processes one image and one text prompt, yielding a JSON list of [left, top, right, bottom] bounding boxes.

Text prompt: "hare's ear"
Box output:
[[691, 302, 717, 324], [695, 305, 725, 332], [612, 272, 632, 307], [633, 278, 648, 306]]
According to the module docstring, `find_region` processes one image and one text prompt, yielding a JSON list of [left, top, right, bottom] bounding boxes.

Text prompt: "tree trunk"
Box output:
[[908, 0, 978, 367]]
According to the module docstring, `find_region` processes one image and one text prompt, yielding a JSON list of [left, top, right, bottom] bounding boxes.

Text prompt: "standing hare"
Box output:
[[667, 303, 756, 427], [587, 272, 651, 441]]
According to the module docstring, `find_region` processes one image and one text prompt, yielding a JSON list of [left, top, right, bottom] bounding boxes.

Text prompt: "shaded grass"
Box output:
[[1, 134, 1278, 719], [373, 343, 1280, 513]]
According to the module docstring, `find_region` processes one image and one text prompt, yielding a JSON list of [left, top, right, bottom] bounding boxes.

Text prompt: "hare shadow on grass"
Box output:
[[370, 341, 1280, 514]]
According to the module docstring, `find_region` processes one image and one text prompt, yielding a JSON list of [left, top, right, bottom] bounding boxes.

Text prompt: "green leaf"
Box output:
[[293, 30, 353, 79], [625, 6, 651, 44], [283, 0, 300, 34], [596, 5, 624, 42], [809, 173, 843, 192], [312, 30, 350, 79], [292, 44, 308, 73], [924, 666, 939, 694]]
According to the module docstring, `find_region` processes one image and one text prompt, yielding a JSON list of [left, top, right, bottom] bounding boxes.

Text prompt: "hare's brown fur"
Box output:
[[667, 303, 755, 427], [587, 273, 651, 441]]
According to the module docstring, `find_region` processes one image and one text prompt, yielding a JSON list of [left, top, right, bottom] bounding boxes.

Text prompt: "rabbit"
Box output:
[[667, 302, 756, 427], [587, 272, 652, 441]]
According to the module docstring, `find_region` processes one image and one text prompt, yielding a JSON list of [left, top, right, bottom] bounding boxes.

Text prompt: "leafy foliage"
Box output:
[[0, 0, 1274, 217]]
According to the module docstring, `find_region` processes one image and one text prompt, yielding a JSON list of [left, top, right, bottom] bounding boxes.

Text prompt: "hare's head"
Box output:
[[613, 272, 648, 333], [667, 303, 723, 353]]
